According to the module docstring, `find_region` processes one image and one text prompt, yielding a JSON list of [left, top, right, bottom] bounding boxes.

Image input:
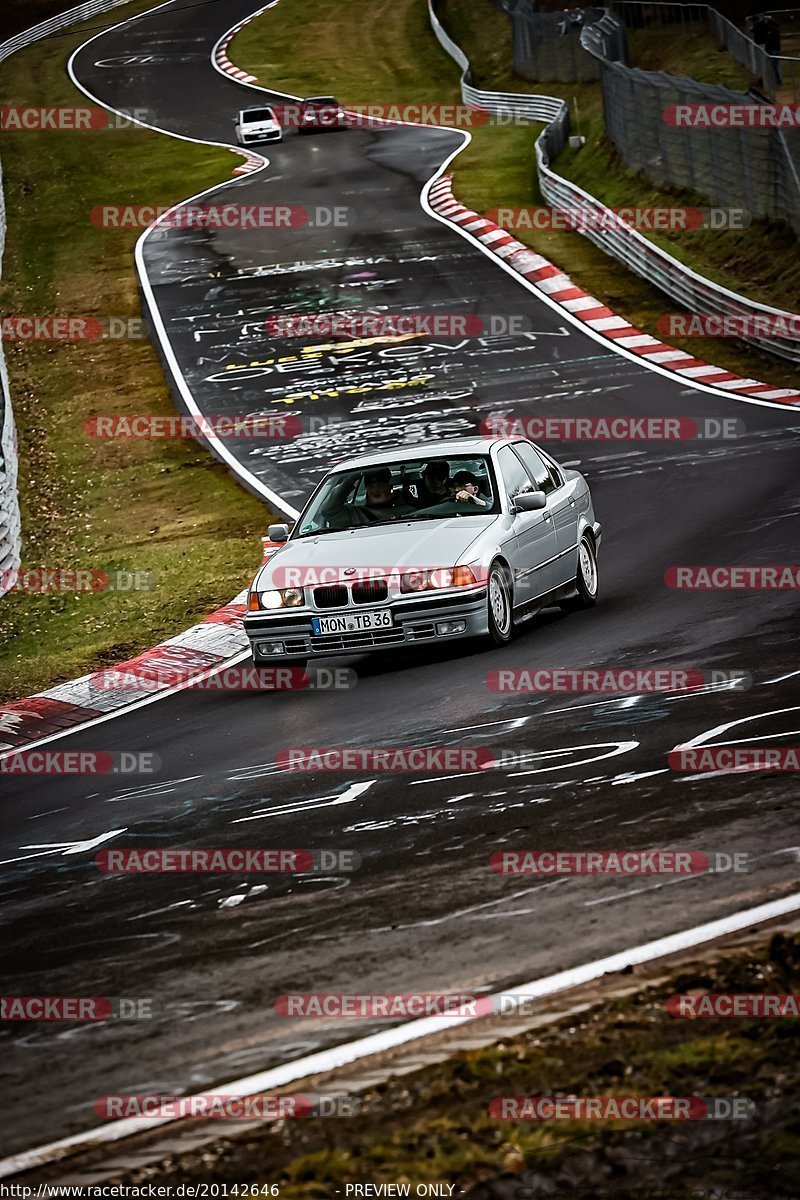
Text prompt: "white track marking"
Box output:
[[232, 779, 375, 822], [612, 769, 670, 785], [3, 890, 799, 1179], [0, 828, 126, 867], [7, 0, 788, 760], [673, 706, 800, 750], [408, 740, 639, 784]]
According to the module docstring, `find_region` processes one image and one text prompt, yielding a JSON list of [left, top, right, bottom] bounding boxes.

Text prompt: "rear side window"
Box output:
[[513, 442, 556, 494]]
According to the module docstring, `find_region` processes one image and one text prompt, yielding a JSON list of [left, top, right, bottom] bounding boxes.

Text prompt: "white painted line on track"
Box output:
[[2, 891, 799, 1180], [66, 6, 299, 519], [0, 649, 252, 760]]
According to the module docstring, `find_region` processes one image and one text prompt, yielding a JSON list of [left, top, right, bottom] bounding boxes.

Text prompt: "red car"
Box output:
[[298, 95, 349, 133]]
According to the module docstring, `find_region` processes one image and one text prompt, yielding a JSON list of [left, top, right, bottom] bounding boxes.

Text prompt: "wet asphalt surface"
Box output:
[[1, 0, 799, 1161]]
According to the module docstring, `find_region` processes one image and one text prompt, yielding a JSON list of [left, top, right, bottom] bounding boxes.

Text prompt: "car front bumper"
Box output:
[[244, 589, 489, 660], [240, 130, 282, 143]]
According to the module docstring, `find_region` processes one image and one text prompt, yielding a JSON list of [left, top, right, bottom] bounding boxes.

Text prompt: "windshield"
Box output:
[[305, 97, 337, 108], [242, 109, 274, 122], [294, 456, 499, 537]]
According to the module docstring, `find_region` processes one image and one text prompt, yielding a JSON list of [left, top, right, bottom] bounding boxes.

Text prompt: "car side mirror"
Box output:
[[267, 523, 290, 542], [512, 491, 547, 513]]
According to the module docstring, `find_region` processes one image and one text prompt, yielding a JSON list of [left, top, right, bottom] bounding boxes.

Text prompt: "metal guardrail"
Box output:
[[430, 4, 565, 121], [0, 0, 136, 595], [428, 0, 800, 367], [0, 142, 21, 591], [0, 0, 132, 64]]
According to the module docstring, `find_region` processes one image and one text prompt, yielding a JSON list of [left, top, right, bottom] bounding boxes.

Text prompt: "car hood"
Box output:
[[255, 516, 497, 585], [242, 120, 279, 130]]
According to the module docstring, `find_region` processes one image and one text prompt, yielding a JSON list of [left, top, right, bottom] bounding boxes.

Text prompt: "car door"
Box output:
[[496, 444, 560, 607], [513, 441, 579, 586]]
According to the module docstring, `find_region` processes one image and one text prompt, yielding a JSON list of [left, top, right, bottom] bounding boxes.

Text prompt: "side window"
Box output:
[[513, 442, 556, 494], [497, 445, 536, 503]]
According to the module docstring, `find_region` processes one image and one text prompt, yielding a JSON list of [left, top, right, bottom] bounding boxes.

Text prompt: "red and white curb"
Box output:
[[0, 545, 282, 755], [212, 2, 279, 85], [0, 596, 247, 752], [428, 175, 800, 405], [231, 150, 264, 175]]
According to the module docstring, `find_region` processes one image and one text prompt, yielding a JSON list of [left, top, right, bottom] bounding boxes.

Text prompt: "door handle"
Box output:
[[569, 497, 576, 506], [542, 511, 552, 521]]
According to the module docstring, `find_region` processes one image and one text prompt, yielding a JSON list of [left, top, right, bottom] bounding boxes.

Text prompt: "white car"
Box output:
[[235, 106, 282, 146]]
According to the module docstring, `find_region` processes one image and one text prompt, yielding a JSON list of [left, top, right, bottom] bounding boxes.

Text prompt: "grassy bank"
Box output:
[[106, 929, 800, 1194], [0, 0, 272, 701], [441, 0, 800, 319], [231, 0, 799, 392]]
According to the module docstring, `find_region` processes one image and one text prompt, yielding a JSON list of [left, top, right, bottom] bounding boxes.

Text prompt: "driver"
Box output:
[[350, 468, 414, 523], [363, 467, 394, 508]]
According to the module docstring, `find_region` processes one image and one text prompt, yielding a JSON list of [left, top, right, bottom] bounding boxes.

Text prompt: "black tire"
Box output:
[[485, 562, 514, 647], [561, 535, 599, 611]]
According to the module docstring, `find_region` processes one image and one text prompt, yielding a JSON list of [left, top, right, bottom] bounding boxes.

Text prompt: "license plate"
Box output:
[[312, 609, 394, 635]]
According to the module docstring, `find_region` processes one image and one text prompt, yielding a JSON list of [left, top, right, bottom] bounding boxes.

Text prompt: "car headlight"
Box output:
[[250, 588, 304, 610], [400, 567, 476, 593]]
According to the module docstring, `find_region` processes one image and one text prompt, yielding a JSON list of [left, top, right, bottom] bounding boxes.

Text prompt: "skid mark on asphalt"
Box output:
[[364, 877, 569, 933], [105, 774, 203, 801], [583, 874, 700, 908], [408, 741, 640, 785]]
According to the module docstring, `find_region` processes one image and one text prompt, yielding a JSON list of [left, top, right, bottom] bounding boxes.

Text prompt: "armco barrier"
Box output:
[[0, 0, 138, 596], [428, 0, 800, 367], [429, 1, 565, 123], [0, 163, 21, 594], [0, 0, 134, 65]]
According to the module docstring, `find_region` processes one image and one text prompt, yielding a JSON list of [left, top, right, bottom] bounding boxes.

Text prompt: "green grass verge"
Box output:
[[442, 2, 800, 322], [626, 24, 753, 89], [230, 0, 799, 393], [0, 0, 272, 702], [112, 931, 800, 1194]]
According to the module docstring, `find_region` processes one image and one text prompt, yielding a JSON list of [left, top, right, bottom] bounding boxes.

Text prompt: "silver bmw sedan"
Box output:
[[244, 437, 601, 666]]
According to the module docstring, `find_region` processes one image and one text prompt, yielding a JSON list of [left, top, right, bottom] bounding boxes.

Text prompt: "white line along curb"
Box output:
[[2, 890, 798, 1180]]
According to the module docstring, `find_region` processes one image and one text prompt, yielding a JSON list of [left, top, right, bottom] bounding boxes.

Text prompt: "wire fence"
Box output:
[[499, 2, 800, 235], [587, 4, 800, 235], [0, 161, 21, 591], [610, 1, 800, 102], [0, 0, 136, 593], [428, 0, 800, 367], [498, 2, 606, 81]]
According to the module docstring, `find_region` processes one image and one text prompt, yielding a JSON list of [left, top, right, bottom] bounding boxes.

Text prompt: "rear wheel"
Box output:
[[561, 535, 598, 611], [486, 563, 514, 646]]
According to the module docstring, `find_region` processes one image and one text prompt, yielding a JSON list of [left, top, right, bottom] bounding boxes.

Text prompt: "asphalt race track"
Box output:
[[1, 0, 800, 1160]]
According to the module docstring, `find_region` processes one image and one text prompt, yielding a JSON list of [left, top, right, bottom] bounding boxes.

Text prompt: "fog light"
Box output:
[[436, 620, 467, 636], [257, 641, 285, 655]]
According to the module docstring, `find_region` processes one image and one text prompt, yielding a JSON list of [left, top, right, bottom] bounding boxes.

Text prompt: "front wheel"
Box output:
[[561, 535, 598, 611], [485, 563, 514, 647]]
